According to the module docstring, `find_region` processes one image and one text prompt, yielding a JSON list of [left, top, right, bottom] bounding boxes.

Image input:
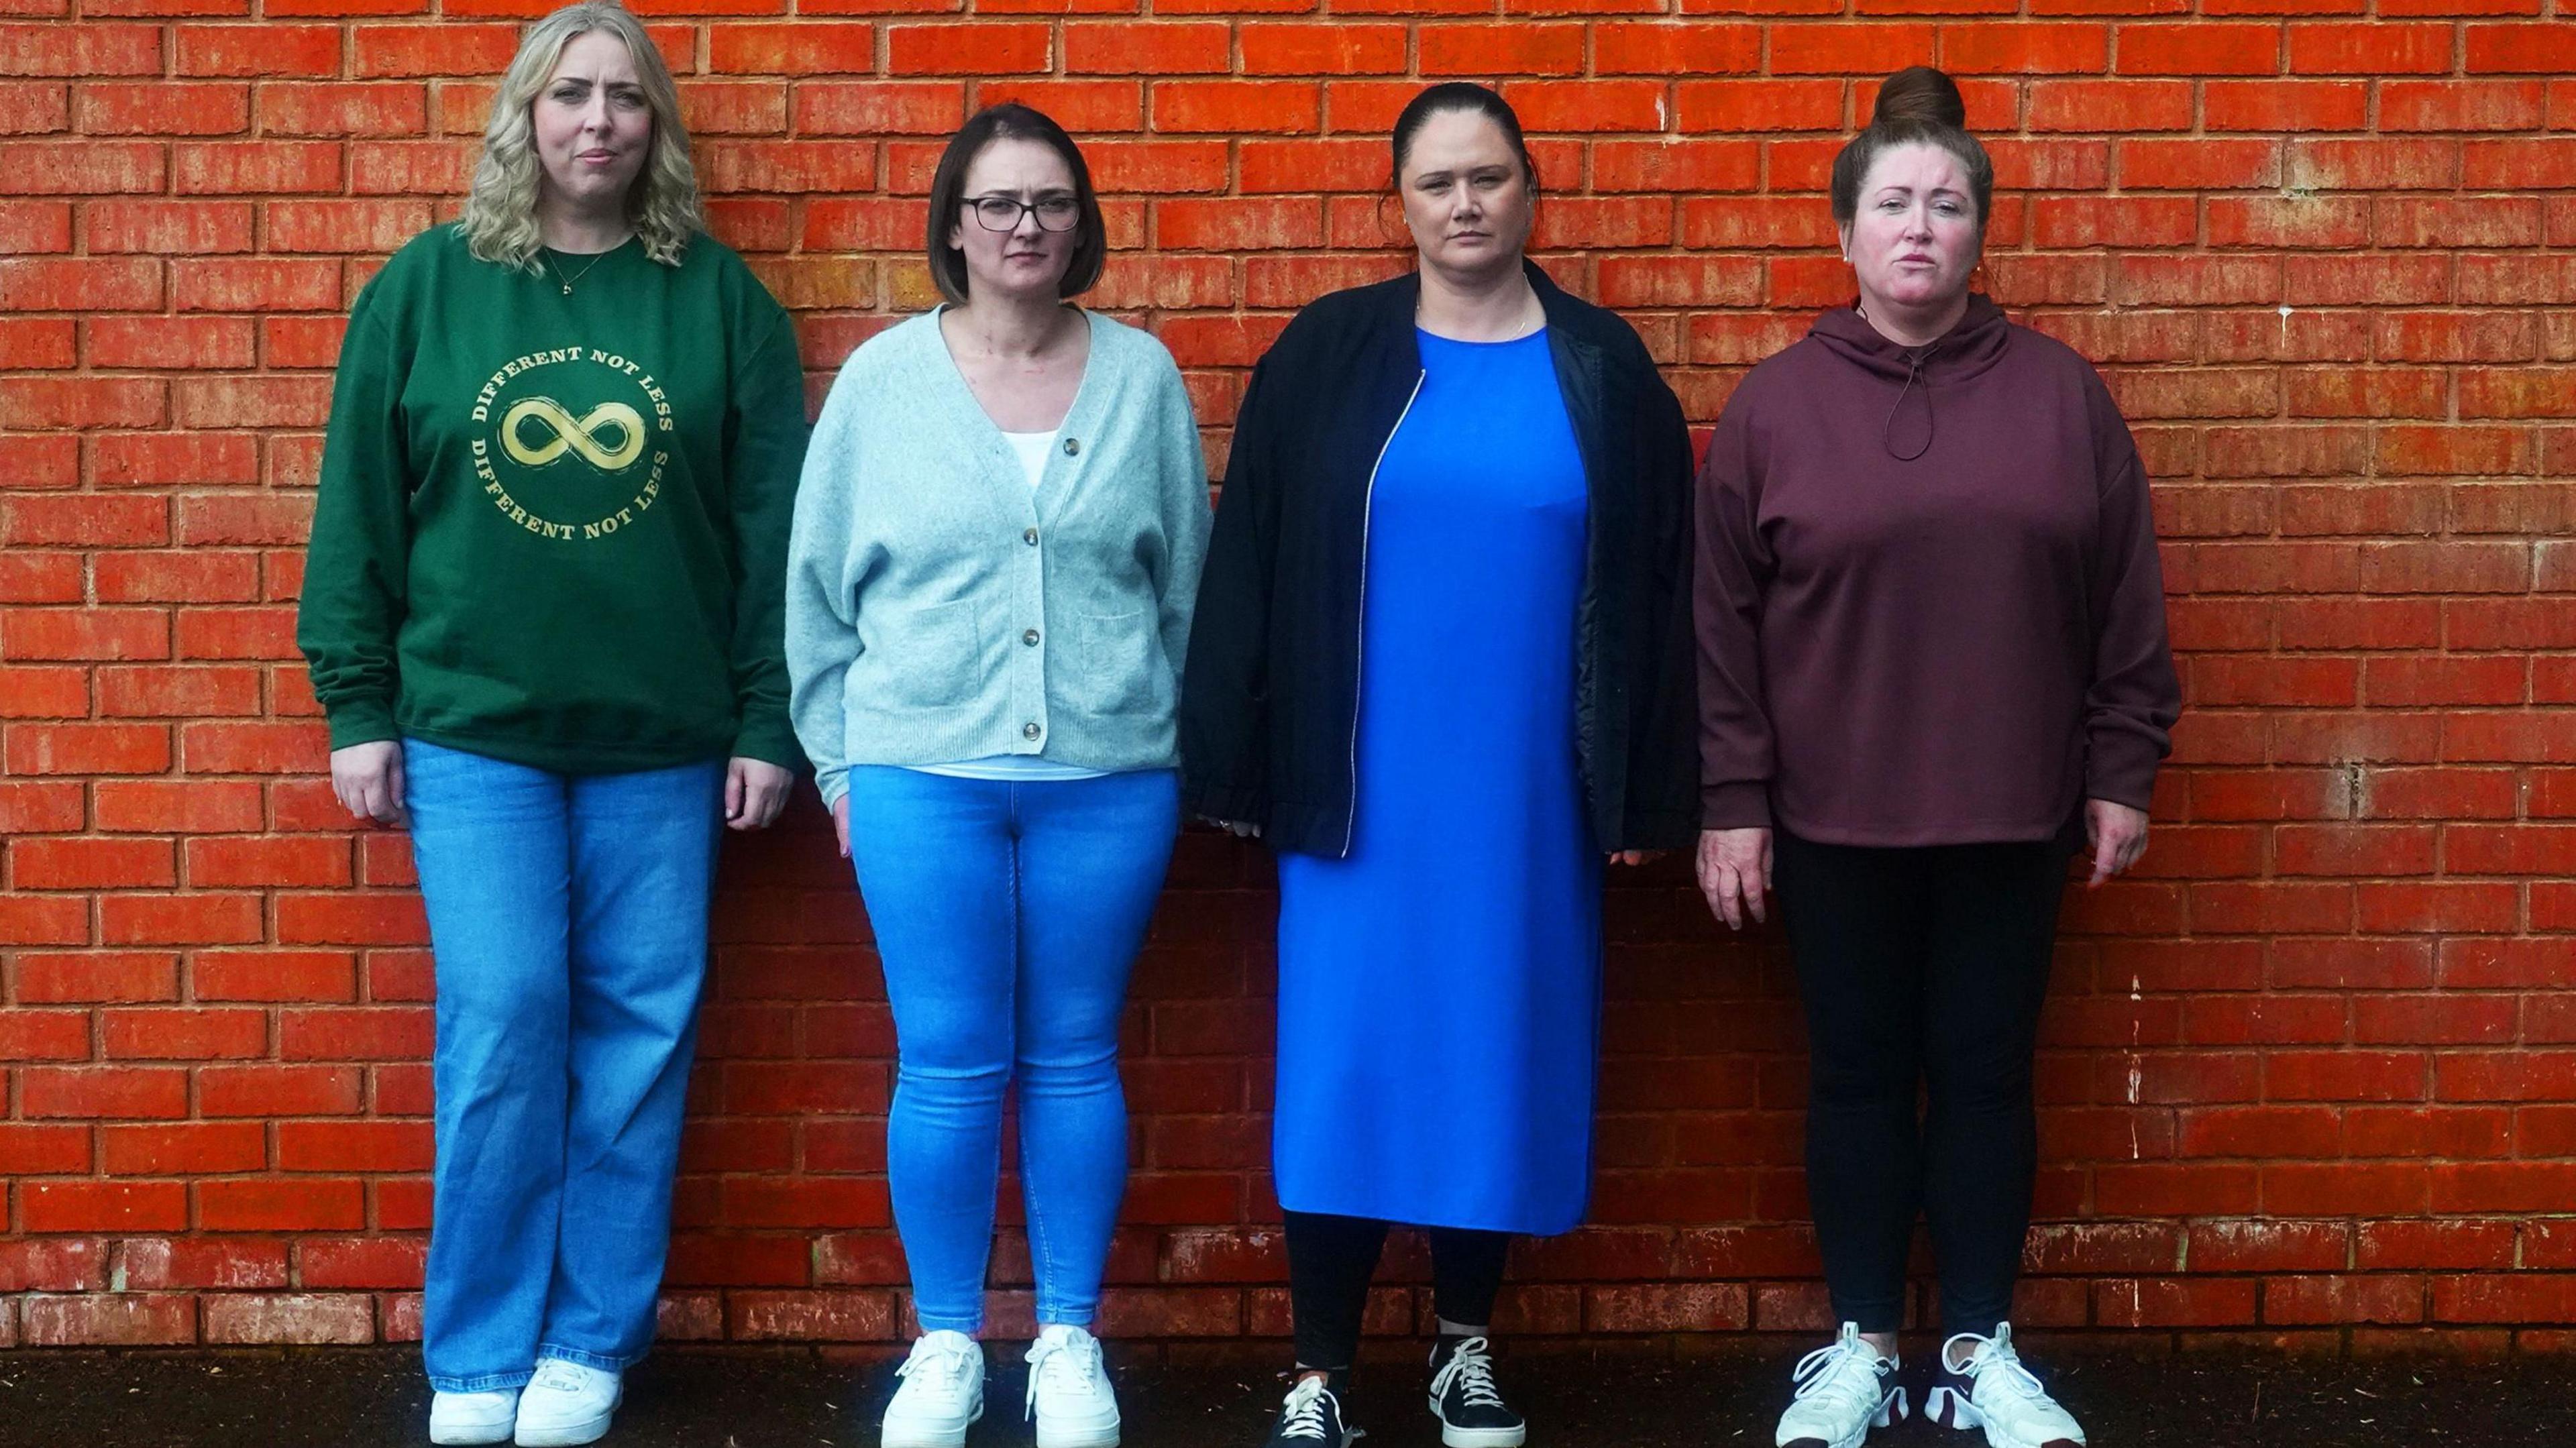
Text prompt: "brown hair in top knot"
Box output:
[[1830, 65, 1992, 228], [1870, 66, 1966, 128]]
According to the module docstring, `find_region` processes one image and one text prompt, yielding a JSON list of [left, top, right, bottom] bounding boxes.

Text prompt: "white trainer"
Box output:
[[882, 1330, 987, 1448], [428, 1388, 518, 1446], [1774, 1322, 1907, 1448], [1927, 1325, 2085, 1448], [1026, 1323, 1122, 1448], [511, 1360, 621, 1447]]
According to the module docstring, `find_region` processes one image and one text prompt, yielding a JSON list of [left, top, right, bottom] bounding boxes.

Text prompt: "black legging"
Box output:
[[1770, 829, 2074, 1338], [1285, 1210, 1511, 1371]]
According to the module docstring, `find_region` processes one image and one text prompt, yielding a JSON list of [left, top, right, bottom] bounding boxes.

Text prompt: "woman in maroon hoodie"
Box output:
[[1695, 68, 2178, 1448]]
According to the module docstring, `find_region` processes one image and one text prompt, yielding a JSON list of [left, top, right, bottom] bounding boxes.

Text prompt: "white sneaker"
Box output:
[[1927, 1325, 2086, 1448], [1775, 1322, 1907, 1448], [1026, 1323, 1122, 1448], [883, 1330, 987, 1448], [511, 1359, 621, 1447], [428, 1388, 518, 1446]]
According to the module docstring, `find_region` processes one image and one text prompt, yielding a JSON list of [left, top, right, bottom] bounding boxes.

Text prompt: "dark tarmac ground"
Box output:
[[1, 1341, 2569, 1448]]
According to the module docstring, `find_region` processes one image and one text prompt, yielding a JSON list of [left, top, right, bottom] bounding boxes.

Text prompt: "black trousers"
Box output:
[[1284, 1210, 1511, 1371], [1770, 828, 2074, 1337]]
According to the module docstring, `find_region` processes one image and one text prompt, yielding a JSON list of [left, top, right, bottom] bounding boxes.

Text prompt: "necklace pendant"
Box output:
[[561, 283, 572, 295]]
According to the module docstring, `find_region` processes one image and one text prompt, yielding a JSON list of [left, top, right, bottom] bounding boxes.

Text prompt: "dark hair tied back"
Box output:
[[1829, 66, 1991, 227], [1388, 82, 1540, 196]]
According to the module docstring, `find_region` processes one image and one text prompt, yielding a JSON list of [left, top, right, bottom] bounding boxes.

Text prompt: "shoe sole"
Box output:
[[1435, 1423, 1527, 1448], [1923, 1388, 2080, 1448], [882, 1399, 985, 1448], [513, 1413, 612, 1448], [1033, 1416, 1120, 1448], [429, 1425, 513, 1447], [1780, 1384, 1908, 1448]]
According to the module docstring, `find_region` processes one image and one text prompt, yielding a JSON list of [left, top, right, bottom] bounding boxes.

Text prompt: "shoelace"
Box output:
[[1025, 1331, 1108, 1417], [1430, 1337, 1508, 1412], [527, 1361, 588, 1394], [1941, 1329, 2051, 1404], [1790, 1333, 1890, 1420], [1275, 1376, 1348, 1443], [897, 1337, 978, 1398]]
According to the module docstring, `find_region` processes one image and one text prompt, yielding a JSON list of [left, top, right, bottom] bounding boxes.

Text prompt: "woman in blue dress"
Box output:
[[1179, 83, 1700, 1448]]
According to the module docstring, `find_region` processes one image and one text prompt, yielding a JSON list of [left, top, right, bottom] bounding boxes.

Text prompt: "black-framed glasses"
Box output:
[[967, 193, 1082, 233]]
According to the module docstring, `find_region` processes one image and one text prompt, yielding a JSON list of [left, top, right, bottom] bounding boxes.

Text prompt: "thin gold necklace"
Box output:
[[541, 247, 613, 296]]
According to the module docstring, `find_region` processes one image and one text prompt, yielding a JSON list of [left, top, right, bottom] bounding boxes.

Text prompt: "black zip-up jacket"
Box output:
[[1179, 263, 1699, 857]]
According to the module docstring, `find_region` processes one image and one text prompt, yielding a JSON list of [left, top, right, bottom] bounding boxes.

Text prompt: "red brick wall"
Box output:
[[3, 7, 2575, 1352]]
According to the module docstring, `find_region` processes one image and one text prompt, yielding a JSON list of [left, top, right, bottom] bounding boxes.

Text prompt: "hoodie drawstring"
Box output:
[[1882, 346, 1935, 461]]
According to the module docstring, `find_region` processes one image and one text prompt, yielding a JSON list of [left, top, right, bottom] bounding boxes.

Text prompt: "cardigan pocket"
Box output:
[[869, 596, 985, 711], [1063, 606, 1161, 716]]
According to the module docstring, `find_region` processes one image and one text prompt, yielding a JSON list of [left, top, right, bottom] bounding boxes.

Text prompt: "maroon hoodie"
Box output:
[[1695, 295, 2180, 846]]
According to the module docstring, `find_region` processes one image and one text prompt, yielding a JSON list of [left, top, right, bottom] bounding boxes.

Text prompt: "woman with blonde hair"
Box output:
[[294, 4, 806, 1443]]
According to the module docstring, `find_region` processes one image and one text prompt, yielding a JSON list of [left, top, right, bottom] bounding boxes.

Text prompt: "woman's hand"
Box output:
[[329, 741, 405, 826], [2085, 799, 2150, 887], [1696, 827, 1772, 931], [1609, 850, 1664, 867], [833, 794, 851, 858], [724, 757, 793, 832]]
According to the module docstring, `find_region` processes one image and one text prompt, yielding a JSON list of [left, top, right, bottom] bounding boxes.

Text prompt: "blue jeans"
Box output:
[[403, 739, 724, 1392], [841, 766, 1179, 1333]]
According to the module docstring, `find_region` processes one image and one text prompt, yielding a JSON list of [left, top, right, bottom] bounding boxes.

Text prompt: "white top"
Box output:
[[1002, 429, 1055, 490]]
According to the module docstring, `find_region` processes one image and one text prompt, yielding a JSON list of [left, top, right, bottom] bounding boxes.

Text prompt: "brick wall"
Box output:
[[3, 5, 2575, 1353]]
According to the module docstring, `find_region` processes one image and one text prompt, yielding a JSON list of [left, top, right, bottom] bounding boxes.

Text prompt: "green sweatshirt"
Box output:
[[296, 225, 807, 775]]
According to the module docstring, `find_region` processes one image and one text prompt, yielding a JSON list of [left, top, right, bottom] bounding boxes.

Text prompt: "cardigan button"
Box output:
[[1022, 527, 1039, 546], [1062, 437, 1080, 457], [1022, 628, 1040, 647], [1023, 722, 1042, 740]]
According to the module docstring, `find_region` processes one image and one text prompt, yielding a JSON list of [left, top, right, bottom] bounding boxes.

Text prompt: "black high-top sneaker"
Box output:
[[1260, 1374, 1360, 1448], [1428, 1335, 1527, 1448]]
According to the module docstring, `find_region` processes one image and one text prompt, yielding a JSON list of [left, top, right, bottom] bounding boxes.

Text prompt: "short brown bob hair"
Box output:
[[924, 104, 1107, 306]]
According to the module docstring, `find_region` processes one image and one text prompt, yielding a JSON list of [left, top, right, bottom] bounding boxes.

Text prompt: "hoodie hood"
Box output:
[[1807, 293, 2014, 461]]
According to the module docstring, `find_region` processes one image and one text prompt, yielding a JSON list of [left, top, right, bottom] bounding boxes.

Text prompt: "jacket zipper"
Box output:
[[1342, 368, 1426, 856]]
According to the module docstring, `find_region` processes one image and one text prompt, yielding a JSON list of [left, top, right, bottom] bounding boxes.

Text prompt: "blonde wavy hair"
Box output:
[[456, 1, 702, 272]]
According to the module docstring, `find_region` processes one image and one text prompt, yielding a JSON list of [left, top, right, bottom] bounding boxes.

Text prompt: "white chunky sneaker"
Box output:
[[511, 1360, 621, 1447], [427, 1388, 518, 1446], [882, 1330, 987, 1448], [1774, 1322, 1907, 1448], [1927, 1325, 2085, 1448], [1026, 1323, 1122, 1448]]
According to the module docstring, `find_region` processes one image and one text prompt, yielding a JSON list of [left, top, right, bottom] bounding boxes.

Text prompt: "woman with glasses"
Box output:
[[785, 103, 1210, 1448]]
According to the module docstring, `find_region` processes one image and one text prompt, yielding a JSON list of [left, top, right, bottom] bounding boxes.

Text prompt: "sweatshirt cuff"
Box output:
[[814, 763, 849, 812], [2085, 726, 2165, 813], [729, 712, 806, 773], [323, 697, 398, 752], [1700, 779, 1772, 830]]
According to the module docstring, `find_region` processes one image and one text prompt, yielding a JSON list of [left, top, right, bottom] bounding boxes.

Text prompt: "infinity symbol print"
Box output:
[[500, 396, 647, 471]]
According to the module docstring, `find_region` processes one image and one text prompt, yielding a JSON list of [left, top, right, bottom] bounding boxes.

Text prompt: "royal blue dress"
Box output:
[[1273, 327, 1601, 1236]]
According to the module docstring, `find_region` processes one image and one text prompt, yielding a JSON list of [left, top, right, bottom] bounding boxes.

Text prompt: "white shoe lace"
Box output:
[[1942, 1325, 2058, 1409], [1276, 1375, 1350, 1443], [1790, 1326, 1892, 1423], [527, 1360, 589, 1395], [1026, 1327, 1110, 1416], [1430, 1337, 1509, 1412], [895, 1332, 980, 1407]]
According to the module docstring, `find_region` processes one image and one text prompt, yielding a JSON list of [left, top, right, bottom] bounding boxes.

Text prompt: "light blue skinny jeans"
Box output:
[[839, 765, 1179, 1333], [404, 738, 724, 1393]]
